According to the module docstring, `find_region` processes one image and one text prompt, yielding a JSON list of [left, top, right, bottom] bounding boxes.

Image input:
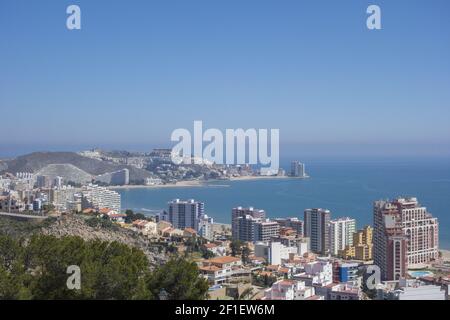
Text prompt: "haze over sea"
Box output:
[[118, 157, 450, 250]]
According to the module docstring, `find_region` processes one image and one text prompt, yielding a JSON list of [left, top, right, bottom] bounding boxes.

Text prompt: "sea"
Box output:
[[117, 157, 450, 250]]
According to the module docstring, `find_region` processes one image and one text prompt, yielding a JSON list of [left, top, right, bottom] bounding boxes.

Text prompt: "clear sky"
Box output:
[[1, 0, 449, 158]]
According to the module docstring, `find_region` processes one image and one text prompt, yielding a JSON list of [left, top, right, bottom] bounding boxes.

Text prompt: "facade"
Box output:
[[81, 184, 121, 212], [337, 262, 359, 284], [254, 241, 297, 265], [329, 217, 356, 256], [304, 208, 331, 255], [373, 202, 408, 280], [255, 220, 280, 241], [294, 260, 333, 286], [168, 199, 204, 230], [377, 279, 446, 300], [328, 283, 362, 300], [232, 206, 265, 240], [263, 280, 316, 300], [274, 217, 304, 237], [50, 186, 80, 211], [290, 161, 306, 178], [339, 225, 373, 261], [36, 175, 52, 188], [374, 197, 439, 280], [95, 168, 130, 185], [0, 195, 25, 212], [198, 214, 214, 240]]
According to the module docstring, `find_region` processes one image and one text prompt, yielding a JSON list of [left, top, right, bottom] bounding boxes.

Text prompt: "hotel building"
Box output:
[[373, 197, 438, 280]]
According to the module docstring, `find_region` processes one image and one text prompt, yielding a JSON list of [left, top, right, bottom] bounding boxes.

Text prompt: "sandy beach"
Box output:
[[109, 175, 294, 190]]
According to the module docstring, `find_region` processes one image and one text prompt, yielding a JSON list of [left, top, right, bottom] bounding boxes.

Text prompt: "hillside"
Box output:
[[0, 215, 168, 267], [0, 152, 152, 183]]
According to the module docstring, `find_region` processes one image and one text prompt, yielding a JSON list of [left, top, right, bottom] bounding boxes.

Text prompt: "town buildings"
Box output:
[[339, 225, 373, 261], [290, 161, 307, 178], [95, 168, 130, 185], [263, 280, 318, 300], [376, 279, 446, 300], [167, 198, 204, 230], [81, 184, 121, 212], [274, 217, 304, 237], [329, 217, 356, 256], [373, 197, 439, 280], [231, 206, 281, 242], [254, 241, 298, 265], [50, 186, 80, 212], [232, 206, 265, 241], [304, 208, 331, 255]]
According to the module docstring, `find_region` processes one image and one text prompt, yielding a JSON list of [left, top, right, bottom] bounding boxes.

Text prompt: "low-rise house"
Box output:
[[157, 220, 172, 234], [328, 283, 362, 300], [262, 280, 316, 300], [199, 265, 233, 285], [162, 227, 184, 237], [183, 227, 197, 238], [204, 256, 242, 269], [104, 209, 127, 223], [204, 243, 227, 256], [248, 255, 266, 265], [200, 256, 244, 285], [132, 219, 157, 236]]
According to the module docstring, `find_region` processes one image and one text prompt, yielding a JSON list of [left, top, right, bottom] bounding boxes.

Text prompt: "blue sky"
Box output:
[[0, 0, 449, 158]]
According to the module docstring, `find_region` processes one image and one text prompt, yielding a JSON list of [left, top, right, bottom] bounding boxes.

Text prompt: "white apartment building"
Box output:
[[254, 241, 298, 265], [329, 217, 356, 256], [294, 260, 333, 286], [50, 186, 80, 211], [81, 184, 121, 212], [263, 280, 317, 300], [198, 214, 214, 240]]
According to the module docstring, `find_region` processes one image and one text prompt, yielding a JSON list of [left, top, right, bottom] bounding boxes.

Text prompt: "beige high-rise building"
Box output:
[[373, 197, 439, 280]]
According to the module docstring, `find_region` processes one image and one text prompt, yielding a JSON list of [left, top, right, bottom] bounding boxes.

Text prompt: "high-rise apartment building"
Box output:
[[255, 220, 280, 241], [274, 217, 304, 237], [81, 184, 121, 212], [198, 214, 214, 240], [290, 161, 306, 178], [304, 208, 331, 255], [329, 217, 356, 256], [231, 206, 279, 242], [373, 197, 438, 280], [168, 199, 204, 230], [232, 206, 266, 240]]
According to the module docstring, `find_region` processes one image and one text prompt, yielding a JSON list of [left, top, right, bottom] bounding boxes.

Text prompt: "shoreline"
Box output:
[[109, 175, 295, 190]]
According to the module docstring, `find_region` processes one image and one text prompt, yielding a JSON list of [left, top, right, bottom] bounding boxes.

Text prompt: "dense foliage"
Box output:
[[0, 234, 209, 300]]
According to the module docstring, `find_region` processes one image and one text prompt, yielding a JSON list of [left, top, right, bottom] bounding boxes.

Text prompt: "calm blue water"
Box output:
[[118, 158, 450, 249]]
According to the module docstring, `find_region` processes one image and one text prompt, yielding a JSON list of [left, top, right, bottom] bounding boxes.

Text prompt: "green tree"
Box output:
[[146, 257, 209, 300], [241, 245, 251, 265], [230, 240, 243, 257]]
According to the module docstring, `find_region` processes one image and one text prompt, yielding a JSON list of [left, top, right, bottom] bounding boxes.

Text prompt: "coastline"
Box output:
[[109, 175, 293, 190]]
